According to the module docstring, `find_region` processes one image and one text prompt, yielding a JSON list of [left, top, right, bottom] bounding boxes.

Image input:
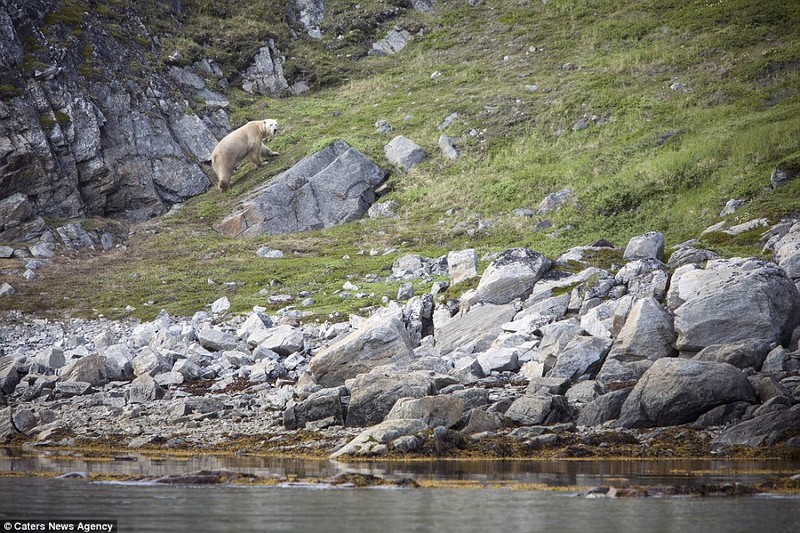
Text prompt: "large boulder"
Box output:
[[309, 315, 415, 388], [469, 248, 552, 305], [216, 140, 386, 237], [547, 335, 612, 381], [345, 370, 438, 427], [712, 404, 800, 447], [60, 355, 109, 387], [384, 135, 427, 171], [669, 258, 800, 352], [385, 395, 465, 429], [434, 303, 518, 356], [615, 358, 756, 428], [693, 339, 774, 371], [283, 387, 346, 430], [330, 419, 428, 459], [505, 393, 574, 426]]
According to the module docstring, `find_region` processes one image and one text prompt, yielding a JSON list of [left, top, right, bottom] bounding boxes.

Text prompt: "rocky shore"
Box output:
[[3, 219, 800, 461]]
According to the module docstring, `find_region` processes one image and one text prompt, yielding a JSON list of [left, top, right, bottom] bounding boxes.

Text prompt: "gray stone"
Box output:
[[0, 357, 20, 395], [720, 199, 746, 217], [773, 222, 800, 280], [623, 231, 665, 261], [61, 355, 108, 386], [615, 258, 669, 300], [0, 408, 20, 444], [447, 249, 478, 285], [35, 347, 66, 373], [476, 347, 520, 375], [292, 0, 325, 39], [384, 135, 427, 171], [55, 381, 93, 397], [370, 28, 412, 56], [0, 283, 15, 297], [667, 247, 719, 269], [127, 374, 165, 404], [461, 409, 507, 434], [368, 200, 399, 219], [670, 258, 800, 352], [386, 395, 465, 428], [505, 393, 574, 426], [241, 40, 290, 96], [692, 401, 750, 429], [576, 388, 632, 427], [197, 328, 240, 352], [611, 297, 676, 361], [470, 248, 551, 306], [252, 325, 304, 356], [236, 312, 274, 343], [345, 370, 438, 427], [216, 141, 386, 238], [438, 134, 459, 159], [434, 303, 517, 356], [330, 419, 428, 459], [11, 408, 36, 434], [537, 188, 573, 214], [310, 315, 415, 388], [693, 339, 774, 370], [131, 348, 173, 377], [712, 404, 800, 446], [547, 335, 612, 381], [615, 358, 756, 428], [284, 387, 346, 430]]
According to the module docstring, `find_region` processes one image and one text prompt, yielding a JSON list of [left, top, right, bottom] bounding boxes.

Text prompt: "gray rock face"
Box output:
[[470, 248, 552, 305], [241, 41, 290, 96], [0, 194, 48, 242], [309, 315, 415, 388], [216, 140, 386, 238], [384, 136, 427, 171], [547, 335, 612, 381], [291, 0, 325, 39], [670, 258, 800, 352], [60, 355, 108, 386], [576, 388, 632, 427], [615, 358, 756, 428], [610, 297, 676, 361], [0, 1, 225, 222]]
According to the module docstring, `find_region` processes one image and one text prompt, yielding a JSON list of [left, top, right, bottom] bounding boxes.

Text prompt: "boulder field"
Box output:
[[2, 223, 800, 459]]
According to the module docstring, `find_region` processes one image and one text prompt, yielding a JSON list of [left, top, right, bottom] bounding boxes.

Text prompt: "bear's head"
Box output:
[[260, 119, 279, 138]]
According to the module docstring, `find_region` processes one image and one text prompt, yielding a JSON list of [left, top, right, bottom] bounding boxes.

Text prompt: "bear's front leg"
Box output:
[[261, 144, 280, 158]]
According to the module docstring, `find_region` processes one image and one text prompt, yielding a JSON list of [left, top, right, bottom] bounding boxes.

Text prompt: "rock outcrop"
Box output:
[[0, 0, 228, 223], [216, 140, 387, 238]]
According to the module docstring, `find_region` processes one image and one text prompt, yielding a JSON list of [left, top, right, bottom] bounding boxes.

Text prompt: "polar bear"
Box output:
[[211, 119, 280, 191]]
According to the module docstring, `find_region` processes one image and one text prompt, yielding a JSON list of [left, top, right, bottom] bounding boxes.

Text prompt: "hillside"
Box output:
[[1, 0, 800, 321]]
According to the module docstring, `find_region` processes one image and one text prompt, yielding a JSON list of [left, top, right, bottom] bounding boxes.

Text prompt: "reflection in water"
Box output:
[[0, 448, 797, 488]]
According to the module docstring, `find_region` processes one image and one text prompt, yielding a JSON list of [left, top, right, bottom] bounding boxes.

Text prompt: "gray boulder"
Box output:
[[127, 374, 165, 404], [61, 355, 108, 386], [131, 348, 173, 377], [434, 303, 517, 356], [462, 409, 507, 434], [615, 258, 669, 300], [216, 140, 386, 238], [386, 395, 465, 429], [470, 248, 552, 305], [370, 27, 412, 56], [667, 247, 719, 269], [670, 258, 800, 352], [197, 328, 240, 352], [615, 358, 756, 428], [609, 297, 676, 360], [345, 370, 438, 427], [773, 221, 800, 280], [0, 357, 20, 395], [0, 407, 20, 444], [310, 315, 415, 388], [284, 387, 346, 430], [576, 388, 632, 427], [384, 135, 427, 171], [251, 325, 304, 356], [712, 404, 800, 447], [505, 393, 574, 426], [693, 339, 774, 371], [476, 347, 520, 375], [447, 249, 478, 285], [547, 335, 612, 381], [330, 419, 428, 459], [623, 231, 665, 261]]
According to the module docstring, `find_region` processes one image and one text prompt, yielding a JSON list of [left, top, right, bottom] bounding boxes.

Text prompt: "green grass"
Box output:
[[3, 0, 800, 321]]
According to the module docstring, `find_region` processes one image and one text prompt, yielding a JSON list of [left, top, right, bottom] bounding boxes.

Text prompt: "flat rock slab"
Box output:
[[216, 140, 386, 237]]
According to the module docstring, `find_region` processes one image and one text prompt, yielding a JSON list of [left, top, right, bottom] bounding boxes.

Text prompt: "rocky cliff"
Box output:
[[0, 0, 227, 227]]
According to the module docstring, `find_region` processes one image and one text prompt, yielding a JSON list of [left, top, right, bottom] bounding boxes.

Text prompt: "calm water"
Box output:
[[2, 452, 799, 532]]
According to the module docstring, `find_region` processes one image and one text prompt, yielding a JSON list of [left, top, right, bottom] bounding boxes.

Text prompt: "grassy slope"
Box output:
[[2, 0, 799, 321]]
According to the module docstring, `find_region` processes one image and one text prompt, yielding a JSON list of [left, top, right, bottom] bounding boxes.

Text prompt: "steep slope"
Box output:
[[1, 0, 799, 319]]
